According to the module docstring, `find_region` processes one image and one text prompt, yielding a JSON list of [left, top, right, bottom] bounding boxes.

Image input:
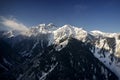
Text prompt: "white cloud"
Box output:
[[0, 16, 29, 32]]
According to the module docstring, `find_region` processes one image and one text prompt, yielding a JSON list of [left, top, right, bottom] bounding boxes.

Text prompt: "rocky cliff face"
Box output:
[[0, 24, 120, 80]]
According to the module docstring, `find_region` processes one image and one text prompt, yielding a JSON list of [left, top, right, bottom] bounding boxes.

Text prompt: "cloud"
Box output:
[[0, 16, 29, 32]]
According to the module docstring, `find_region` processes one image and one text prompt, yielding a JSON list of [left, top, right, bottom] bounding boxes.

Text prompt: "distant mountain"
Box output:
[[0, 24, 120, 80]]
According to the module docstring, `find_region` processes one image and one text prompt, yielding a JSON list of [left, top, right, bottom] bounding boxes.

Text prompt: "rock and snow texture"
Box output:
[[0, 23, 120, 79]]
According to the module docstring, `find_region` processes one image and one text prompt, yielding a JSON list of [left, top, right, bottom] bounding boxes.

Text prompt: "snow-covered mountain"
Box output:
[[0, 23, 120, 80]]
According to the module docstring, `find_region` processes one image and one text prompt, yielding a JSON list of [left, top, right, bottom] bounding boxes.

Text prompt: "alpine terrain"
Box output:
[[0, 23, 120, 80]]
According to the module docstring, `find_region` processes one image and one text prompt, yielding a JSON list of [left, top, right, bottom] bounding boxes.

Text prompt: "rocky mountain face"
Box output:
[[0, 24, 120, 80]]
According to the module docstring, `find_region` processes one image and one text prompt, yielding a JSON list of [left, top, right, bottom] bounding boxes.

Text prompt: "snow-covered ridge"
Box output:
[[2, 23, 88, 44], [2, 23, 119, 40], [91, 30, 120, 38], [1, 23, 120, 54], [1, 23, 120, 50], [2, 23, 120, 59], [1, 23, 120, 79]]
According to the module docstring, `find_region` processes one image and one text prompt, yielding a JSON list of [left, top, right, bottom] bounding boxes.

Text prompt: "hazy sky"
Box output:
[[0, 0, 120, 32]]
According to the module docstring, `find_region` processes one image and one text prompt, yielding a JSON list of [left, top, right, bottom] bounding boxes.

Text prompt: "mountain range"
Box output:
[[0, 23, 120, 80]]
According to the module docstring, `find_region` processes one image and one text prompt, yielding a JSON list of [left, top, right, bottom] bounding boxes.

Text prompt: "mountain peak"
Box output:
[[1, 23, 120, 79], [47, 23, 56, 27], [91, 30, 104, 34], [63, 24, 72, 27], [38, 23, 46, 27]]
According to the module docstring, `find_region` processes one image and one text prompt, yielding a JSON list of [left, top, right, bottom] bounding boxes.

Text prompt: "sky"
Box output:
[[0, 0, 120, 32]]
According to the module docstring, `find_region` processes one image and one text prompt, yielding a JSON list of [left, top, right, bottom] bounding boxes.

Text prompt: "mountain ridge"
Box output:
[[0, 23, 120, 80]]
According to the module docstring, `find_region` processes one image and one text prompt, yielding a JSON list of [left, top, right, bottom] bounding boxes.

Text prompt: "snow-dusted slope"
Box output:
[[1, 24, 120, 57], [32, 24, 120, 79], [1, 23, 120, 58], [90, 30, 120, 79], [1, 23, 120, 79], [53, 25, 87, 43]]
